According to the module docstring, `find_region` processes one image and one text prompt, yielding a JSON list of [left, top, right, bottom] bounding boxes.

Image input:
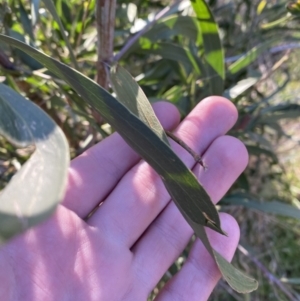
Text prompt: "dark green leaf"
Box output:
[[191, 0, 225, 95], [223, 193, 300, 220], [228, 41, 273, 75], [0, 83, 69, 243], [110, 64, 258, 294], [0, 34, 223, 232], [0, 34, 258, 293], [110, 65, 170, 145]]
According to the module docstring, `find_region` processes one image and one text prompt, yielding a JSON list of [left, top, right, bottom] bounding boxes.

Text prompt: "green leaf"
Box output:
[[0, 83, 69, 243], [213, 251, 259, 293], [228, 41, 273, 75], [110, 65, 170, 145], [0, 35, 258, 293], [41, 0, 78, 69], [191, 0, 225, 95], [0, 34, 223, 232], [137, 41, 201, 74], [191, 219, 258, 293], [110, 65, 221, 228], [110, 65, 258, 294], [139, 15, 200, 47], [223, 193, 300, 220]]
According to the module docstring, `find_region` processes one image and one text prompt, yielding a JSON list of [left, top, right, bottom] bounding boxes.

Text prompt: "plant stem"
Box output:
[[96, 0, 116, 90]]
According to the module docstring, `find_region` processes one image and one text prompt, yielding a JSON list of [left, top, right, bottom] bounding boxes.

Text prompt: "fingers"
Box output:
[[88, 97, 238, 247], [155, 214, 240, 301], [130, 135, 247, 295], [62, 101, 180, 218]]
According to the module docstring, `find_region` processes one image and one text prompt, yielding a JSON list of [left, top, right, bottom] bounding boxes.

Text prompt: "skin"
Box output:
[[0, 96, 248, 301]]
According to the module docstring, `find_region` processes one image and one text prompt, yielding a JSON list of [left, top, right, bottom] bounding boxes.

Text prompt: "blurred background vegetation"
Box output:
[[1, 0, 300, 300]]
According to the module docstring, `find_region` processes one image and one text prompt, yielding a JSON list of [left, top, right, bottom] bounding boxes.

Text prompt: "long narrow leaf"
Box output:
[[0, 35, 258, 293], [110, 65, 258, 293], [228, 41, 273, 75], [224, 194, 300, 220], [110, 65, 170, 145], [0, 34, 223, 233], [0, 83, 69, 243], [137, 41, 201, 74], [127, 15, 200, 54], [191, 0, 225, 95]]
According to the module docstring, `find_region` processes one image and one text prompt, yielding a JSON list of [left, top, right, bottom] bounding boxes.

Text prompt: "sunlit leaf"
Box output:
[[0, 83, 69, 243], [132, 15, 200, 50], [110, 65, 169, 145], [228, 41, 273, 75], [191, 0, 225, 95], [224, 77, 260, 100]]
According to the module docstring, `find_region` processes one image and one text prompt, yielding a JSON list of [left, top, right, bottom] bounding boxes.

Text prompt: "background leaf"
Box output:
[[223, 193, 300, 220], [0, 83, 69, 243], [41, 0, 78, 69], [191, 0, 225, 95]]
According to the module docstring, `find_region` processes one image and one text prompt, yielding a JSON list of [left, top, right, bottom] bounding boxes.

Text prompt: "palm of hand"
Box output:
[[0, 98, 247, 301]]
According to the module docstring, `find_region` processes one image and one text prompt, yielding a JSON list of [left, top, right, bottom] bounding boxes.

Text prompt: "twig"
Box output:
[[93, 0, 116, 126], [113, 1, 181, 62], [238, 245, 299, 301], [166, 130, 207, 169], [96, 0, 116, 89]]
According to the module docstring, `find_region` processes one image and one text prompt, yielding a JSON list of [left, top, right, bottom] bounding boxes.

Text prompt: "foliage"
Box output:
[[1, 0, 300, 299]]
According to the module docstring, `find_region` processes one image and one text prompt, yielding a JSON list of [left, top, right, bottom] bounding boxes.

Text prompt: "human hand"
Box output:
[[0, 97, 248, 301]]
